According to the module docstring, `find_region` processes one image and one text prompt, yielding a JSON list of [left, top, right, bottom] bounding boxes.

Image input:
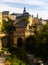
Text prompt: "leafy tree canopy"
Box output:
[[2, 18, 14, 33]]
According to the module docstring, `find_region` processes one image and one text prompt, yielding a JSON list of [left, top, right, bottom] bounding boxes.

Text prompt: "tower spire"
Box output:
[[23, 7, 26, 14], [37, 13, 38, 19]]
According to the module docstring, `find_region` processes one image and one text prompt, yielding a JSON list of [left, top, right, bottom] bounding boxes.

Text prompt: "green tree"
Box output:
[[22, 17, 29, 22], [2, 18, 15, 48], [35, 23, 48, 60], [25, 23, 48, 60], [2, 18, 14, 33], [25, 35, 36, 54]]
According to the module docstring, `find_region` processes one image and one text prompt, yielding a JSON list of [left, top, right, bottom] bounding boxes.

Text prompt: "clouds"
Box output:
[[0, 4, 23, 13], [4, 0, 44, 6], [0, 0, 48, 19], [4, 0, 48, 9]]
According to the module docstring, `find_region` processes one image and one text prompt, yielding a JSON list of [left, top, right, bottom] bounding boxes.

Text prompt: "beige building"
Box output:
[[8, 14, 16, 21], [2, 11, 16, 21], [0, 12, 7, 50], [0, 12, 2, 32], [1, 8, 47, 47], [13, 8, 34, 44], [42, 20, 47, 25], [13, 11, 47, 45], [2, 11, 9, 21]]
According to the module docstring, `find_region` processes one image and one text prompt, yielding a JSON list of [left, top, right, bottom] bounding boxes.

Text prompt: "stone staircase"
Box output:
[[0, 55, 6, 65]]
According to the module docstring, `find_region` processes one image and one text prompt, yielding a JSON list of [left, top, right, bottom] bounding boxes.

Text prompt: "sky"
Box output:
[[0, 0, 48, 19]]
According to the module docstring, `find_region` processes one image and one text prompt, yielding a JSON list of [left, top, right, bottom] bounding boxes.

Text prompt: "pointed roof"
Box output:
[[37, 13, 38, 19], [23, 7, 26, 14], [15, 21, 28, 28]]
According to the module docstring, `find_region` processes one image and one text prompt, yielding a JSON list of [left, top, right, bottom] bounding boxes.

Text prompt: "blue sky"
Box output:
[[0, 0, 48, 19]]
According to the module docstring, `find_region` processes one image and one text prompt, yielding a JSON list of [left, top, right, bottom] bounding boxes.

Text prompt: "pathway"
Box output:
[[0, 55, 6, 65]]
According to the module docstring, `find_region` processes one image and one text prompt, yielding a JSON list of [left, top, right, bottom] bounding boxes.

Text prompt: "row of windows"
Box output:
[[15, 31, 25, 34], [14, 35, 25, 37]]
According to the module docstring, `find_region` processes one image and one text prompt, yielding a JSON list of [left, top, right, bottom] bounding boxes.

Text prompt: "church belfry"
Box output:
[[23, 7, 26, 14]]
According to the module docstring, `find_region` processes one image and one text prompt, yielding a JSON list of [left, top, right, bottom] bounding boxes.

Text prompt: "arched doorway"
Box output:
[[17, 38, 23, 47], [2, 36, 8, 48]]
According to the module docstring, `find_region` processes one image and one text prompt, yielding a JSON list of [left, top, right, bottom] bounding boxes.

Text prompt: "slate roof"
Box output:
[[16, 12, 30, 19], [15, 21, 28, 28], [11, 13, 22, 16], [2, 11, 9, 15]]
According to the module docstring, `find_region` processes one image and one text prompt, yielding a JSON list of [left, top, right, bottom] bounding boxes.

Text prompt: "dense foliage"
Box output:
[[2, 18, 48, 62], [2, 18, 14, 33], [25, 23, 48, 61], [8, 46, 30, 65]]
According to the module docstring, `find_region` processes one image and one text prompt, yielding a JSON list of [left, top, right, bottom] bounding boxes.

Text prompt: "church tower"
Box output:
[[37, 13, 38, 19], [23, 7, 26, 14]]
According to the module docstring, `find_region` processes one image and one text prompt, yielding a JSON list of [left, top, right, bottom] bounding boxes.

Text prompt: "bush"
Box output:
[[8, 46, 30, 65]]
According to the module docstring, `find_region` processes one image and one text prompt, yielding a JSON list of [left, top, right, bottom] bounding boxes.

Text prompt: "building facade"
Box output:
[[13, 7, 34, 44], [0, 8, 47, 47], [0, 12, 2, 32]]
